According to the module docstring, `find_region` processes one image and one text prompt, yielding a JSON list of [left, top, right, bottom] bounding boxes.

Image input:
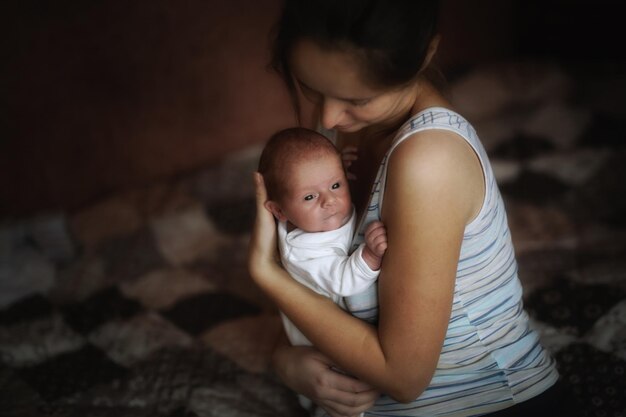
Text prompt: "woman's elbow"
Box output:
[[384, 375, 430, 404], [386, 386, 423, 404], [378, 344, 441, 402]]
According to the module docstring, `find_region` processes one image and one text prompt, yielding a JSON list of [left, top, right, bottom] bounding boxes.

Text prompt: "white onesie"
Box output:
[[277, 207, 379, 346]]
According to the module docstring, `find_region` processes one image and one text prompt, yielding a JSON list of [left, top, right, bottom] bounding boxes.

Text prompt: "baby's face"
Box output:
[[277, 154, 352, 233]]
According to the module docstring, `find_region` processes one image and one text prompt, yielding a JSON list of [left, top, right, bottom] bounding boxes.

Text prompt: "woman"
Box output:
[[249, 1, 573, 416]]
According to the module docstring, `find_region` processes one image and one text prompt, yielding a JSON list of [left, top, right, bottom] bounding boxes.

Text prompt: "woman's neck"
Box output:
[[367, 79, 449, 138], [339, 80, 452, 220], [409, 79, 451, 117]]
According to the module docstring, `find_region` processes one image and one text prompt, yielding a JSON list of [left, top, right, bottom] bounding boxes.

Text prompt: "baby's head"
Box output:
[[258, 127, 352, 233]]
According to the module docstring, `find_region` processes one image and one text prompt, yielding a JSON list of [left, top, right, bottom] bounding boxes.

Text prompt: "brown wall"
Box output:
[[1, 0, 516, 218]]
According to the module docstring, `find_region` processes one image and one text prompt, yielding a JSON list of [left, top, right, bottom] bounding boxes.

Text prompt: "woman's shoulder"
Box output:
[[388, 104, 472, 159], [385, 127, 484, 223], [389, 127, 473, 173]]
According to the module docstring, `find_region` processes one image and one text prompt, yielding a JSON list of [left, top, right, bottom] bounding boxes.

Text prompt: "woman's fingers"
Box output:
[[322, 392, 378, 417], [248, 172, 279, 279], [251, 173, 273, 239], [321, 367, 376, 397], [276, 346, 379, 417], [320, 391, 379, 417], [315, 371, 379, 417], [254, 171, 266, 198]]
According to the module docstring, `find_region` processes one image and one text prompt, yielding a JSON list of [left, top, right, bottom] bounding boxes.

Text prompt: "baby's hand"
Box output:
[[341, 145, 358, 180], [364, 221, 388, 257]]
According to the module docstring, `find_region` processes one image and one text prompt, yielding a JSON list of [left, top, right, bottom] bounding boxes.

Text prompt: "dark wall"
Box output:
[[2, 0, 295, 217], [3, 0, 619, 218], [513, 1, 624, 65]]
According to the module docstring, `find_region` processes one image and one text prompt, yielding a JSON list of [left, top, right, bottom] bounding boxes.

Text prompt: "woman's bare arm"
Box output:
[[250, 130, 483, 402]]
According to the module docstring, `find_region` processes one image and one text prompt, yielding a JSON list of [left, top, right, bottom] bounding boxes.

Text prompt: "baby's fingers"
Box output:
[[370, 235, 388, 256], [341, 145, 359, 156], [375, 241, 388, 255], [364, 221, 386, 237], [365, 221, 387, 256]]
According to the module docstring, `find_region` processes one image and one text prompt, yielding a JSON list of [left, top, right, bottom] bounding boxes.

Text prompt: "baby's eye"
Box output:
[[304, 194, 315, 201], [331, 182, 341, 189]]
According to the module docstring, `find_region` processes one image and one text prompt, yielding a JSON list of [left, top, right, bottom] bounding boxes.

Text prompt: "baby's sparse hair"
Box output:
[[258, 127, 340, 201]]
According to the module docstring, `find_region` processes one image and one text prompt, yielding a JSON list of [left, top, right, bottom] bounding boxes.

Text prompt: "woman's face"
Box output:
[[290, 39, 418, 132]]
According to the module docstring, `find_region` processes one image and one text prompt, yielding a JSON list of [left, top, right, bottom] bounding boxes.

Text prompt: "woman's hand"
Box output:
[[273, 342, 379, 417], [248, 172, 280, 282]]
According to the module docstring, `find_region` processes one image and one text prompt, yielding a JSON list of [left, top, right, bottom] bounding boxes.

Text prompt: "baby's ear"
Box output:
[[264, 200, 287, 222]]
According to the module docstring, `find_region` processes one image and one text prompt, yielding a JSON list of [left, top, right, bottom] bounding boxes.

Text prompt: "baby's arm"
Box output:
[[287, 222, 385, 297], [361, 221, 387, 271]]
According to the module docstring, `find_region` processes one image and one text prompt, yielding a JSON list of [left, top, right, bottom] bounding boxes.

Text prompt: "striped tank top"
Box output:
[[326, 107, 559, 416]]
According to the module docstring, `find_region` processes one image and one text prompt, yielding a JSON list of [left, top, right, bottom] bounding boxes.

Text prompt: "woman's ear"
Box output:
[[264, 200, 288, 222]]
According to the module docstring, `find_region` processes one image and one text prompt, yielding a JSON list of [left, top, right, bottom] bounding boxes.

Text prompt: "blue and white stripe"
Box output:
[[339, 108, 558, 416]]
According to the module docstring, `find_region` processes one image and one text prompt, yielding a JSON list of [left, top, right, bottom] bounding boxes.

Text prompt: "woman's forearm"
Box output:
[[247, 166, 455, 402], [271, 330, 297, 386], [254, 263, 432, 402]]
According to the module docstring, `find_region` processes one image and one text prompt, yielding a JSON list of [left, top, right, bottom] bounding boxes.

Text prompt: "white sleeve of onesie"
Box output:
[[292, 243, 379, 298]]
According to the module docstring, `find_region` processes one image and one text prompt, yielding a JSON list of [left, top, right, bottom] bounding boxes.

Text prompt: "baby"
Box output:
[[258, 127, 387, 347]]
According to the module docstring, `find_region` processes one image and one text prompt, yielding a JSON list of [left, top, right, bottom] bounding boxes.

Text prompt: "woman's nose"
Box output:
[[320, 98, 346, 130]]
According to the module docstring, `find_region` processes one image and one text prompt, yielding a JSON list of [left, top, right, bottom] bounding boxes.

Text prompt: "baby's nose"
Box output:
[[322, 194, 336, 207]]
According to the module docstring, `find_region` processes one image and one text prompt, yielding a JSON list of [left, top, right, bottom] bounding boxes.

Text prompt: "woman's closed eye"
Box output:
[[349, 98, 371, 107], [297, 79, 372, 108]]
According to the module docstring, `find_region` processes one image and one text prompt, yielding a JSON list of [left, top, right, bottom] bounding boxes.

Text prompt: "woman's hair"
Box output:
[[258, 127, 340, 201], [270, 0, 441, 116]]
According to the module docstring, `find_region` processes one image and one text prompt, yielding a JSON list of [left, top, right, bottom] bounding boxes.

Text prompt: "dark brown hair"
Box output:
[[270, 0, 441, 118]]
